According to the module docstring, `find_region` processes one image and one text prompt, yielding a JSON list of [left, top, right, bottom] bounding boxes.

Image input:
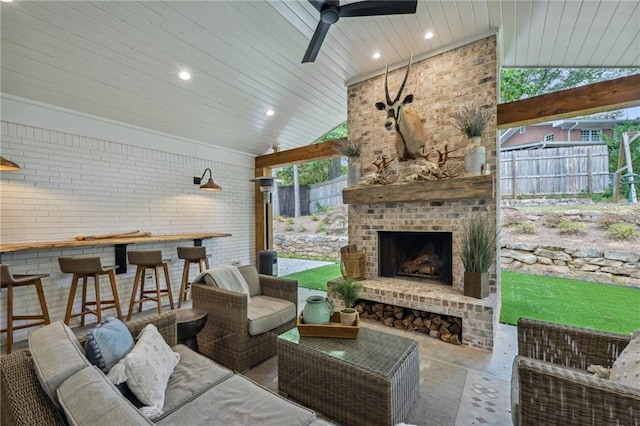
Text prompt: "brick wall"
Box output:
[[343, 36, 499, 351], [1, 99, 257, 344]]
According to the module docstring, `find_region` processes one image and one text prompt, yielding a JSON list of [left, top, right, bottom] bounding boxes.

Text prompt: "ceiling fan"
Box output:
[[302, 0, 418, 63]]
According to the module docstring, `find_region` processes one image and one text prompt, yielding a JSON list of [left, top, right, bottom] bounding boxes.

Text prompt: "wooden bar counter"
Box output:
[[0, 232, 231, 274]]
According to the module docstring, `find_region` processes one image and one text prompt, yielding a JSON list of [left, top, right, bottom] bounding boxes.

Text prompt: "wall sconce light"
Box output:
[[0, 156, 20, 171], [193, 168, 222, 191]]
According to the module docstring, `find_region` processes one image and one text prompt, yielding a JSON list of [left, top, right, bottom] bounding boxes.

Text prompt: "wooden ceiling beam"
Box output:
[[255, 138, 343, 169], [497, 74, 640, 129]]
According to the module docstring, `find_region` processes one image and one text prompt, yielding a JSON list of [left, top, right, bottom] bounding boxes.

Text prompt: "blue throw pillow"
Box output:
[[85, 317, 135, 374]]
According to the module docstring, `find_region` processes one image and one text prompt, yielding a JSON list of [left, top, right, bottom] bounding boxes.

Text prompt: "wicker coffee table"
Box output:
[[277, 327, 419, 426]]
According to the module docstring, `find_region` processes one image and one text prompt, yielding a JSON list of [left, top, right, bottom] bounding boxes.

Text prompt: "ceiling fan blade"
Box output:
[[307, 0, 325, 13], [302, 20, 332, 63], [339, 0, 417, 18]]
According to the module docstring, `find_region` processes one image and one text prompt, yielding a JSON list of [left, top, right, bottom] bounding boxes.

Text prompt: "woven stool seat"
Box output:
[[58, 256, 123, 326], [176, 246, 209, 308], [127, 250, 174, 320], [1, 264, 51, 353]]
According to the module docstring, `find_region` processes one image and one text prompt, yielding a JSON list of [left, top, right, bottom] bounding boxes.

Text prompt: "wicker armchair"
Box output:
[[512, 318, 640, 426], [191, 265, 298, 372]]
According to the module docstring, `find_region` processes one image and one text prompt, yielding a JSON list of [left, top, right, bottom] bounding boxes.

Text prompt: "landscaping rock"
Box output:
[[534, 249, 572, 261], [501, 249, 537, 264], [603, 250, 639, 263]]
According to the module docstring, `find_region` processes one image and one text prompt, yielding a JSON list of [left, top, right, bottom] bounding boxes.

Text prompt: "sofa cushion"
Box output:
[[28, 321, 91, 408], [85, 317, 135, 374], [159, 344, 234, 419], [57, 366, 153, 426], [247, 295, 296, 336], [155, 374, 317, 426], [610, 330, 640, 388], [238, 264, 261, 297], [108, 324, 180, 419]]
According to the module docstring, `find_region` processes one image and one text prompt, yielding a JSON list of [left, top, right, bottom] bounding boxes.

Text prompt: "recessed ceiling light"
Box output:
[[372, 52, 381, 59], [266, 109, 275, 116], [1, 0, 14, 3], [424, 32, 434, 40], [178, 70, 191, 81]]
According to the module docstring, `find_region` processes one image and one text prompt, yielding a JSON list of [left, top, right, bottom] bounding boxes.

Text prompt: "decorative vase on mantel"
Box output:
[[464, 136, 485, 176], [347, 157, 362, 186]]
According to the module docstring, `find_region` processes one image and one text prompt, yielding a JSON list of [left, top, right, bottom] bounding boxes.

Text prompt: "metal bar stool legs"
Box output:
[[58, 257, 123, 326], [177, 246, 209, 308], [1, 264, 51, 353], [127, 250, 174, 320]]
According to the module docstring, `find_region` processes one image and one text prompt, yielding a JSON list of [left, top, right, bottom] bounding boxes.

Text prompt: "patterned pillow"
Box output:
[[107, 324, 181, 419], [85, 316, 135, 373]]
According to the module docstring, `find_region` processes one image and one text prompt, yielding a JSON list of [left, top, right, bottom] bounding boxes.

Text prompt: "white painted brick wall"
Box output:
[[1, 114, 257, 345]]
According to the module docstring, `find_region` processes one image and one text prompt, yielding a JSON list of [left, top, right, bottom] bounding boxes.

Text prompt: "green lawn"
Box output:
[[284, 265, 640, 335], [501, 271, 640, 334], [282, 263, 341, 291]]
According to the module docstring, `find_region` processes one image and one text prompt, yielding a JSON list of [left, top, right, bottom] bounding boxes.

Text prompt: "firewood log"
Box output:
[[441, 333, 452, 343], [450, 334, 461, 345], [429, 329, 440, 338], [402, 314, 414, 327], [383, 317, 394, 327]]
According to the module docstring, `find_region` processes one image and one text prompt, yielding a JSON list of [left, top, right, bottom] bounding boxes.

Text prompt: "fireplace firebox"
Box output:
[[378, 231, 453, 285]]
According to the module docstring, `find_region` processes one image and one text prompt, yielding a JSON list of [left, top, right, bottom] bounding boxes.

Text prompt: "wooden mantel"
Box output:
[[342, 175, 494, 205]]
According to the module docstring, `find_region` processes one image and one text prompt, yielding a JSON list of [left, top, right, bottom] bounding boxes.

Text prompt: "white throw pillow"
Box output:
[[107, 324, 180, 419]]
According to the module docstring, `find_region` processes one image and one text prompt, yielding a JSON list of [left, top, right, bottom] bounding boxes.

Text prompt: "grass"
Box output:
[[501, 271, 640, 334], [282, 263, 341, 291], [285, 266, 640, 335]]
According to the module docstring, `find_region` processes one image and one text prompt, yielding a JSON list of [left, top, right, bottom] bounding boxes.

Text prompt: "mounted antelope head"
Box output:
[[375, 56, 426, 161]]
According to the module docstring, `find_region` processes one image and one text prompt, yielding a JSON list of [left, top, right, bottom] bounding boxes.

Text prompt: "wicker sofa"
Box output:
[[192, 265, 298, 372], [0, 311, 331, 426], [511, 318, 640, 426]]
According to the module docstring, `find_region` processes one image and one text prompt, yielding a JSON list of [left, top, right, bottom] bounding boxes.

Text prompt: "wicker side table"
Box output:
[[176, 308, 208, 352], [278, 327, 419, 426]]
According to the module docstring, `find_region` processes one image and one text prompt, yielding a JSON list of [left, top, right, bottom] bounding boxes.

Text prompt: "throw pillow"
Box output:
[[610, 330, 640, 388], [85, 316, 135, 374], [107, 324, 181, 419]]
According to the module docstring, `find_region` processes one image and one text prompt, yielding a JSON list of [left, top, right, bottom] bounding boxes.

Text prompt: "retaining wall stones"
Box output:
[[274, 233, 347, 260], [501, 243, 640, 288]]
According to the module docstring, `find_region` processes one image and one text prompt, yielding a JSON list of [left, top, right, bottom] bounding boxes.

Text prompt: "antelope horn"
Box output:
[[384, 63, 392, 105], [393, 54, 413, 104]]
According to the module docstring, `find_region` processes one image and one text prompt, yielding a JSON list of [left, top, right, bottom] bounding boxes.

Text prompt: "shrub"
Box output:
[[285, 217, 294, 225], [297, 225, 307, 232], [607, 224, 637, 240], [543, 212, 563, 228], [503, 211, 527, 227], [276, 215, 286, 222], [311, 214, 320, 221], [597, 213, 622, 229], [558, 219, 585, 235], [316, 224, 329, 235], [511, 222, 537, 234]]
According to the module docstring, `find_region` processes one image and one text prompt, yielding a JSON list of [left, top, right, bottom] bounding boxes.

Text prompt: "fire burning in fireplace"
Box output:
[[378, 231, 453, 285]]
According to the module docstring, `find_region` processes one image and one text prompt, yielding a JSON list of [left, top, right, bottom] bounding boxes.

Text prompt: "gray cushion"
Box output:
[[610, 330, 640, 389], [28, 321, 91, 408], [85, 316, 135, 373], [155, 374, 316, 426], [57, 366, 153, 426], [238, 265, 261, 297], [247, 295, 296, 336], [159, 344, 234, 419]]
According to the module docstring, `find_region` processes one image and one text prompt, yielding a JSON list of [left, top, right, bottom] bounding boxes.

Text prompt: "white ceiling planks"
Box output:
[[1, 0, 637, 157]]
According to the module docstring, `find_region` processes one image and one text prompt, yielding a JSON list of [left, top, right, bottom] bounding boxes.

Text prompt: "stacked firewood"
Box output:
[[401, 253, 442, 276], [354, 300, 462, 345]]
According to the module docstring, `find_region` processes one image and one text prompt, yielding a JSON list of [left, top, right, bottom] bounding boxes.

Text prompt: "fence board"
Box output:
[[499, 145, 609, 197], [277, 185, 309, 217], [308, 176, 347, 212]]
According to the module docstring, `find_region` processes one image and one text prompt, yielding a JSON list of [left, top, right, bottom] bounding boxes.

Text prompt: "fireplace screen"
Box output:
[[378, 231, 453, 285]]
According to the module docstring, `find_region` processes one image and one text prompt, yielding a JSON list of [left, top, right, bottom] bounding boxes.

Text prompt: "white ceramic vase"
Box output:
[[464, 137, 485, 176], [347, 158, 362, 186]]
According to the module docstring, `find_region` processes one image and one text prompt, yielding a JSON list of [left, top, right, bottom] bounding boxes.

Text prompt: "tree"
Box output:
[[277, 122, 348, 185], [603, 123, 640, 198], [500, 68, 637, 104]]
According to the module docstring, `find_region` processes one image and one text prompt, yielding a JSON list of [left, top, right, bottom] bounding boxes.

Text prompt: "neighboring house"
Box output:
[[500, 119, 637, 150]]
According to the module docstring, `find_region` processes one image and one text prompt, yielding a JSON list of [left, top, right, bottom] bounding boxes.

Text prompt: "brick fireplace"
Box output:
[[334, 35, 500, 351]]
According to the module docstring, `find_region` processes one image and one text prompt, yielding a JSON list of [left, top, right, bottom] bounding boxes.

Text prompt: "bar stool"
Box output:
[[177, 246, 210, 308], [0, 264, 52, 353], [127, 250, 174, 320], [58, 257, 123, 326]]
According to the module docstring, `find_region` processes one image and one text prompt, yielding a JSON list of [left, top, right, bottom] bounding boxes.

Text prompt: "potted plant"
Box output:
[[451, 104, 493, 176], [331, 277, 363, 325], [335, 137, 363, 186], [460, 215, 497, 299]]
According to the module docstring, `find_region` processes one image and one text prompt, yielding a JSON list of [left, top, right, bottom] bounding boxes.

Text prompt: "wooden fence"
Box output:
[[308, 176, 347, 213], [500, 145, 609, 197], [276, 185, 309, 217]]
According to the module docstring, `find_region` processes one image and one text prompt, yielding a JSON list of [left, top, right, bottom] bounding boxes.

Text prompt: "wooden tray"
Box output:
[[297, 312, 360, 339]]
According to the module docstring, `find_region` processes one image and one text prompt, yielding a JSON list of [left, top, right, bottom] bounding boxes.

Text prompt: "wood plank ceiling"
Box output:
[[1, 1, 638, 156]]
